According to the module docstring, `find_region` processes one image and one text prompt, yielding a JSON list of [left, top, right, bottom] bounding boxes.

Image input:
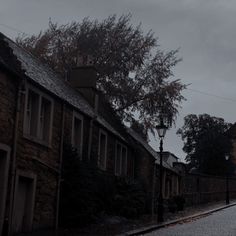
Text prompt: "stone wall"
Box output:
[[91, 121, 134, 177], [132, 145, 156, 212], [184, 173, 236, 205], [0, 71, 62, 232], [15, 81, 63, 230], [0, 70, 18, 234], [0, 71, 17, 146], [63, 105, 91, 161], [63, 106, 134, 177]]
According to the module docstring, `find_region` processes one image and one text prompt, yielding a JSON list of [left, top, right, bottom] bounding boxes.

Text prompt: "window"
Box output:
[[115, 142, 127, 176], [25, 90, 39, 137], [24, 86, 53, 144], [71, 112, 83, 158], [39, 98, 52, 141], [98, 130, 107, 170]]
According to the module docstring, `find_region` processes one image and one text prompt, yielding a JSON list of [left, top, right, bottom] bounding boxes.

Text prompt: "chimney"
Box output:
[[68, 55, 99, 111]]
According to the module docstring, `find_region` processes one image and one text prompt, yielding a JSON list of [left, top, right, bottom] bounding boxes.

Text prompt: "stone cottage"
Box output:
[[0, 32, 134, 235], [127, 129, 183, 214], [0, 31, 183, 235]]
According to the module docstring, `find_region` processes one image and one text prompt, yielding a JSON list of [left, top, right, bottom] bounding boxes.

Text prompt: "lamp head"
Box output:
[[156, 116, 168, 138]]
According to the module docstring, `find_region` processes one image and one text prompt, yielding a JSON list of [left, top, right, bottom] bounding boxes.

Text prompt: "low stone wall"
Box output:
[[183, 173, 236, 205]]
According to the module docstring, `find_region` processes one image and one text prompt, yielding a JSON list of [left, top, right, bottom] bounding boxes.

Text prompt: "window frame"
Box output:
[[71, 111, 84, 159], [98, 129, 108, 170], [23, 84, 54, 146], [115, 141, 128, 176]]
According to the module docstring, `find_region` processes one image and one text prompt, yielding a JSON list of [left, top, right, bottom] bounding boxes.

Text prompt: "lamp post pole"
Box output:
[[158, 138, 164, 222], [226, 174, 229, 205], [225, 155, 230, 205], [156, 117, 167, 223]]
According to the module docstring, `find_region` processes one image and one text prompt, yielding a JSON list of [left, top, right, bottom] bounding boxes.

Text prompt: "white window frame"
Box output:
[[71, 111, 84, 159], [23, 84, 54, 146], [115, 142, 127, 176], [98, 129, 108, 170]]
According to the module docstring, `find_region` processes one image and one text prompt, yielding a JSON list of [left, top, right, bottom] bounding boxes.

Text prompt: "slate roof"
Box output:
[[127, 128, 179, 173], [0, 34, 125, 141]]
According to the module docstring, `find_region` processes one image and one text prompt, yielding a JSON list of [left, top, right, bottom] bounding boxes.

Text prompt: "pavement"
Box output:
[[122, 201, 236, 236], [144, 204, 236, 236], [16, 201, 236, 236]]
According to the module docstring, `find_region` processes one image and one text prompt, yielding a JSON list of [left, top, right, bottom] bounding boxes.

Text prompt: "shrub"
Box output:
[[173, 195, 185, 211], [112, 177, 146, 218], [59, 144, 101, 226], [59, 144, 147, 227], [167, 197, 177, 213]]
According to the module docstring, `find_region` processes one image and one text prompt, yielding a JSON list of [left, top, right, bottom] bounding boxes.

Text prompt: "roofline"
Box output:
[[0, 32, 127, 142], [157, 151, 179, 159], [26, 78, 127, 143]]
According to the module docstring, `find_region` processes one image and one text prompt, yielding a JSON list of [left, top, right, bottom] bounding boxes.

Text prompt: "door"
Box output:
[[0, 147, 10, 235], [12, 175, 36, 234]]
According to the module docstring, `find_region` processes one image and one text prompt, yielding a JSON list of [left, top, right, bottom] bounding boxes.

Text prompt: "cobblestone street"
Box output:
[[145, 205, 236, 236]]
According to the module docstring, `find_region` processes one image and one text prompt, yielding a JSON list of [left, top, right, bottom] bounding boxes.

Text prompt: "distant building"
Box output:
[[128, 130, 183, 213], [161, 151, 179, 167]]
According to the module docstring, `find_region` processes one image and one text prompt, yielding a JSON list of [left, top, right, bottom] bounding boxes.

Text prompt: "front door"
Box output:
[[0, 147, 10, 235], [12, 175, 36, 234]]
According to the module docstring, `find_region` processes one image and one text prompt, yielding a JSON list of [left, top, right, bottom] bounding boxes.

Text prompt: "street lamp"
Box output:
[[156, 116, 168, 222], [225, 155, 230, 205]]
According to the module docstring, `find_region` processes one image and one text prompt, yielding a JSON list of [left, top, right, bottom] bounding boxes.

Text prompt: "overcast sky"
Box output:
[[1, 0, 236, 161]]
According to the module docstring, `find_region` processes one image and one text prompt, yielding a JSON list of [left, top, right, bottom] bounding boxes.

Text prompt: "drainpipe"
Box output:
[[151, 162, 157, 219], [88, 118, 93, 160], [8, 78, 25, 236], [55, 103, 65, 230], [87, 114, 98, 160], [87, 95, 98, 160]]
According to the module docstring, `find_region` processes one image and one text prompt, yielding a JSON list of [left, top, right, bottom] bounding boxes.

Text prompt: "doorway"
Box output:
[[12, 172, 36, 234], [0, 144, 10, 236]]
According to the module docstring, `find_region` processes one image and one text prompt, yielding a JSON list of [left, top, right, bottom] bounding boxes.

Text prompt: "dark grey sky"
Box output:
[[1, 0, 236, 160]]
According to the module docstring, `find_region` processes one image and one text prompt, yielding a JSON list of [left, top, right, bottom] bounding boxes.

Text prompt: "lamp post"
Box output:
[[225, 155, 230, 205], [156, 117, 168, 223]]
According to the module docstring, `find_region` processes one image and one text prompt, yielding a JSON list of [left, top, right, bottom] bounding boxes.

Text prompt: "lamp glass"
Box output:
[[156, 117, 168, 138], [157, 126, 167, 138], [225, 155, 229, 161]]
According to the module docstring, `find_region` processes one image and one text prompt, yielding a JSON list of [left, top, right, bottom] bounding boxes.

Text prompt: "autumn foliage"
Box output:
[[16, 15, 185, 133]]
